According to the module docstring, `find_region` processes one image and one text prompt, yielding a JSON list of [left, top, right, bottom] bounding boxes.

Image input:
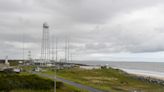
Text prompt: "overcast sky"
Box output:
[[1, 0, 164, 62]]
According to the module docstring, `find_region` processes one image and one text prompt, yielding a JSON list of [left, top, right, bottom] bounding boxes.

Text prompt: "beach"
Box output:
[[121, 68, 164, 80]]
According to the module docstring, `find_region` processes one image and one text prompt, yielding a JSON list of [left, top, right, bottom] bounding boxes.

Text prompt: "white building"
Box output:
[[79, 65, 101, 70], [5, 56, 9, 66]]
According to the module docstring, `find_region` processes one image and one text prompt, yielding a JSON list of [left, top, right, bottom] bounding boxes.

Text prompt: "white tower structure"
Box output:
[[41, 23, 50, 65], [5, 56, 9, 66]]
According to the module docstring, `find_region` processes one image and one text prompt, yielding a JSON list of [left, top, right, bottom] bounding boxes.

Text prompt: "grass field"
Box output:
[[43, 67, 164, 92], [11, 84, 87, 92], [0, 71, 87, 92]]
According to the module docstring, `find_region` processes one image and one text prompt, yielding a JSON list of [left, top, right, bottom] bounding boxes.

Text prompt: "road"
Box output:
[[37, 73, 105, 92]]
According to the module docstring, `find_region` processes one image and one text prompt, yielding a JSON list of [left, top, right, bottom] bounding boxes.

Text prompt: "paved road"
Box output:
[[37, 73, 105, 92]]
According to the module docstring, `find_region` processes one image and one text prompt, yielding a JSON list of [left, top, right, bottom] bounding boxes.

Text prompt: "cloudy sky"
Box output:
[[1, 0, 164, 62]]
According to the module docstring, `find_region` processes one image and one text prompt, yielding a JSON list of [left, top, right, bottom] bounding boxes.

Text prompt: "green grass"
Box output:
[[11, 89, 53, 92], [11, 82, 88, 92], [38, 71, 89, 92], [11, 83, 88, 92], [43, 68, 164, 92], [58, 83, 89, 92], [0, 71, 88, 92], [19, 65, 36, 72], [0, 72, 54, 92]]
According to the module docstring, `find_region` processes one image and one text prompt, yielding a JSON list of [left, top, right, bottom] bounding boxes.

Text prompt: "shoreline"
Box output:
[[79, 63, 164, 81], [76, 63, 164, 85], [116, 68, 164, 85], [120, 68, 164, 81]]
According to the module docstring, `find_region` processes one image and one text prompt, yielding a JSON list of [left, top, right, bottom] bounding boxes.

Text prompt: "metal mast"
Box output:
[[65, 38, 70, 63], [28, 51, 32, 60], [22, 32, 25, 65], [67, 39, 69, 63], [65, 39, 67, 62], [55, 38, 58, 62], [52, 37, 54, 61], [41, 23, 50, 65], [54, 38, 58, 92]]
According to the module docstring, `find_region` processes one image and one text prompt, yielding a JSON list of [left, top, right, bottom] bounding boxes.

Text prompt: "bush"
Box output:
[[0, 79, 12, 92], [0, 73, 55, 91], [56, 81, 63, 89]]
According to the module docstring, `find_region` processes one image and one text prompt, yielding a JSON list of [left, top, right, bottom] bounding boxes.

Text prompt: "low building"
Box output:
[[33, 67, 42, 72], [79, 65, 101, 70], [0, 64, 11, 71], [0, 56, 11, 71], [13, 68, 21, 73]]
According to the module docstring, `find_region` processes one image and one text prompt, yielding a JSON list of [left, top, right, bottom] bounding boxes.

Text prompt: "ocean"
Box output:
[[72, 61, 164, 79]]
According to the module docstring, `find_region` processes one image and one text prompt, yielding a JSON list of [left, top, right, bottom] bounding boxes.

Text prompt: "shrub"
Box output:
[[0, 73, 56, 91], [56, 81, 63, 89]]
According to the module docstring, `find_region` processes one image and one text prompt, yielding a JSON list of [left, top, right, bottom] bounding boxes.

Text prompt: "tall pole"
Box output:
[[54, 38, 57, 92], [70, 53, 72, 62], [28, 50, 32, 61], [52, 37, 54, 61], [65, 38, 67, 62], [67, 39, 69, 63], [22, 32, 25, 65], [56, 38, 58, 63]]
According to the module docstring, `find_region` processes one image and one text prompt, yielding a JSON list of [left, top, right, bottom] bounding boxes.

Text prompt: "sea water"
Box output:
[[73, 61, 164, 78]]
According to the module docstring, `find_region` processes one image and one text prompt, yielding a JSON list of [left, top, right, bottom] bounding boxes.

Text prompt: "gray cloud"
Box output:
[[0, 0, 164, 60]]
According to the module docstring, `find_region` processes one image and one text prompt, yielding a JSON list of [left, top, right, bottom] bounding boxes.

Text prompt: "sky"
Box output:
[[1, 0, 164, 62]]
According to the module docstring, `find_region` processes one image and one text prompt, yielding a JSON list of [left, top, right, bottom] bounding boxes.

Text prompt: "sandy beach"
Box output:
[[121, 68, 164, 81]]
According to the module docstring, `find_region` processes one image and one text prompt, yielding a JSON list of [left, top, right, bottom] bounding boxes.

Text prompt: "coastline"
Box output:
[[121, 68, 164, 81], [115, 68, 164, 85], [78, 62, 164, 81], [75, 62, 164, 85]]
